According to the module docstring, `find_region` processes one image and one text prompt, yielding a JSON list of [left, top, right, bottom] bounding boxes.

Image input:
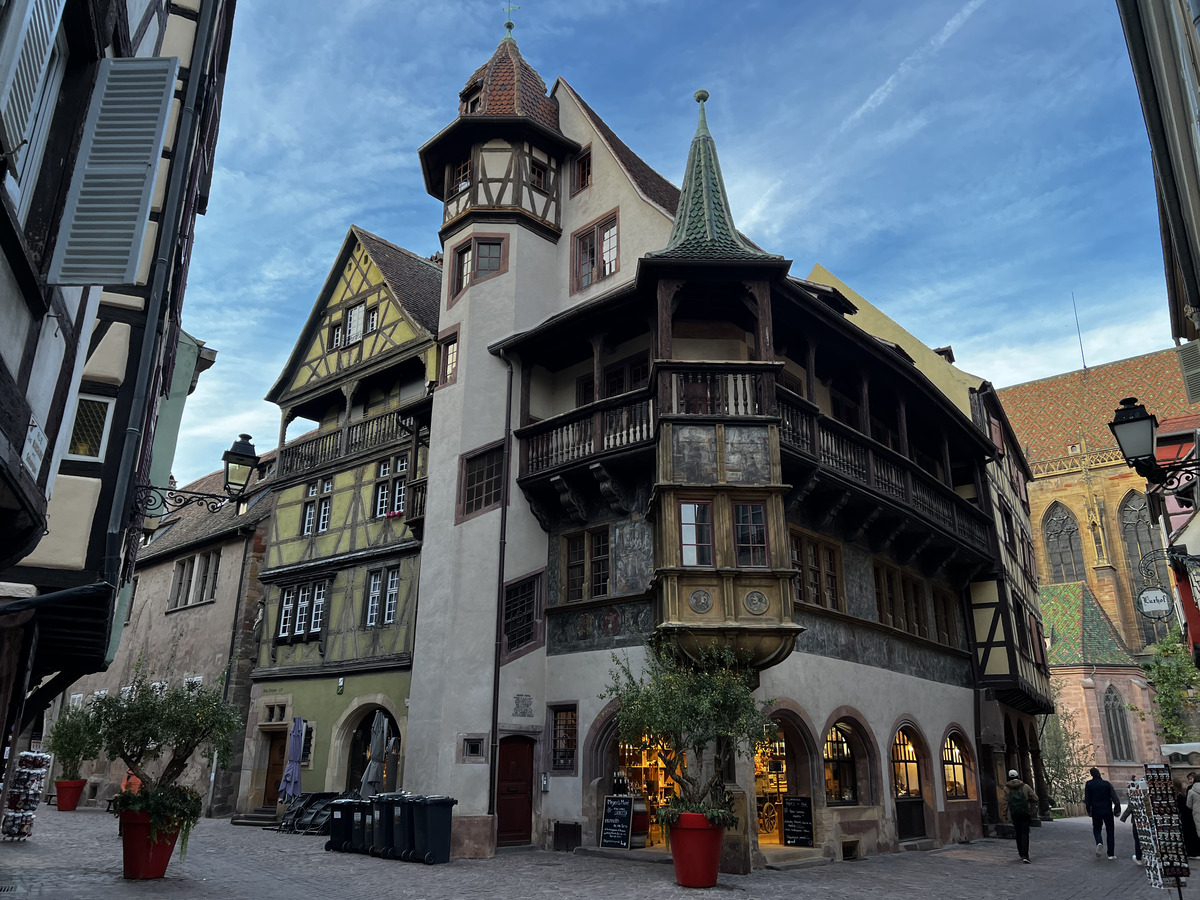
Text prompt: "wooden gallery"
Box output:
[[238, 27, 1053, 868]]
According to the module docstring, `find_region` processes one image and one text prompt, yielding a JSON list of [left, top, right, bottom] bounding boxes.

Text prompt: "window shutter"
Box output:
[[1179, 341, 1200, 404], [48, 56, 178, 286], [0, 0, 64, 174]]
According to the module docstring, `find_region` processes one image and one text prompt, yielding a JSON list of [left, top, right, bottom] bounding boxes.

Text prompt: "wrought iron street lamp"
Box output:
[[131, 434, 260, 517], [1109, 397, 1194, 490]]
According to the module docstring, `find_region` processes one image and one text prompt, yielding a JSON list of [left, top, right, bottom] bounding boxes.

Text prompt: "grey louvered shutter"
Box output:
[[48, 56, 178, 286], [1180, 341, 1200, 404], [0, 0, 64, 174]]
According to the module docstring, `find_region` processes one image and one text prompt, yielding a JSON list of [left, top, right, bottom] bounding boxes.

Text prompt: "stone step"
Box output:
[[762, 847, 829, 870]]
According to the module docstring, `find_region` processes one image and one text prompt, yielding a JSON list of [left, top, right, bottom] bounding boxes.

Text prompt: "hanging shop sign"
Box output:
[[1138, 586, 1173, 620]]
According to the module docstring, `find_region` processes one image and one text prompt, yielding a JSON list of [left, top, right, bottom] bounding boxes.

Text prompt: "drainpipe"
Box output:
[[104, 0, 219, 587], [488, 350, 515, 817]]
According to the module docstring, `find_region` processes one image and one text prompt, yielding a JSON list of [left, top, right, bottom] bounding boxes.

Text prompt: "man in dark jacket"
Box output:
[[1085, 766, 1121, 859], [1001, 769, 1038, 863]]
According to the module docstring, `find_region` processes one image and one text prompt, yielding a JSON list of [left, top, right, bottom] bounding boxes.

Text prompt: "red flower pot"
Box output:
[[119, 811, 179, 879], [54, 779, 87, 811], [668, 812, 724, 888]]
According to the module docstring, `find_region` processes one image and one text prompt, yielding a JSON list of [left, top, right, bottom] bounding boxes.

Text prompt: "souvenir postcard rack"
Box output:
[[1130, 764, 1191, 896]]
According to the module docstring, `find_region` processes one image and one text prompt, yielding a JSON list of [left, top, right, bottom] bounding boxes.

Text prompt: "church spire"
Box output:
[[649, 90, 779, 260]]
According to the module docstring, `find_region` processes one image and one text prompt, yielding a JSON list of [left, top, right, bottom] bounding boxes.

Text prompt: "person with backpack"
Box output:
[[1000, 768, 1038, 863], [1084, 766, 1121, 859]]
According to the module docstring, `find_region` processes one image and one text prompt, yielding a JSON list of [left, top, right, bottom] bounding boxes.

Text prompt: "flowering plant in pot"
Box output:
[[42, 703, 101, 811], [603, 636, 775, 886], [93, 664, 241, 877]]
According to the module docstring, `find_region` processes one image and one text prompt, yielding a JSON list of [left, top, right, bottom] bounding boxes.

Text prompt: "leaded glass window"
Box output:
[[1044, 503, 1085, 583]]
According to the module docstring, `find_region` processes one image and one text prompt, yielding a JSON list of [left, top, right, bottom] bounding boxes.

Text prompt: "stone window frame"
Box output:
[[548, 702, 578, 777], [570, 208, 619, 294], [449, 233, 509, 304], [501, 569, 545, 664], [562, 527, 611, 602], [438, 326, 460, 387], [571, 145, 591, 195], [457, 733, 489, 764]]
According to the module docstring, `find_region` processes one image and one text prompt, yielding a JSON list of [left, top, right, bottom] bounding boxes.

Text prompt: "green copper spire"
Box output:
[[649, 90, 779, 260]]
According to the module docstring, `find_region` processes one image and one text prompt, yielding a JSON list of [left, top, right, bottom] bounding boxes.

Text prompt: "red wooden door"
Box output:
[[497, 736, 535, 846]]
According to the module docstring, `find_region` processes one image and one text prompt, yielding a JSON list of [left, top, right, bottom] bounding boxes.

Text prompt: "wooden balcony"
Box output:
[[521, 393, 654, 475], [278, 408, 421, 478], [406, 477, 428, 528], [778, 398, 992, 554]]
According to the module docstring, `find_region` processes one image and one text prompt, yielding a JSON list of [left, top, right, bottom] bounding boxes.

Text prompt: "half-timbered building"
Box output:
[[235, 227, 441, 812], [394, 27, 1042, 866]]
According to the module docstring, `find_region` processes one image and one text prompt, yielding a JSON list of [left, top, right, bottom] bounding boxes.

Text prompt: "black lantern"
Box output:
[[132, 435, 260, 517], [222, 433, 259, 496], [1109, 397, 1158, 466]]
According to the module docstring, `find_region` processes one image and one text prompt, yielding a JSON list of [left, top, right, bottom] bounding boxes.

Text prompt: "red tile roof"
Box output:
[[462, 36, 561, 133], [996, 349, 1195, 464]]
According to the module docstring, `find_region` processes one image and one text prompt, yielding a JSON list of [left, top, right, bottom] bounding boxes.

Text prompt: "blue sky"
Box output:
[[173, 0, 1169, 483]]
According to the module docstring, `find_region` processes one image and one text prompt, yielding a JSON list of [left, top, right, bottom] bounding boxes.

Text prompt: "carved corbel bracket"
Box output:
[[819, 490, 851, 530], [590, 462, 633, 515], [786, 472, 820, 515], [848, 508, 881, 544], [551, 475, 588, 523], [523, 489, 554, 532], [895, 533, 932, 567]]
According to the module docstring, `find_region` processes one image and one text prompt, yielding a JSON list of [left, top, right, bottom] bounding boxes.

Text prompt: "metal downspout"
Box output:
[[488, 350, 514, 817]]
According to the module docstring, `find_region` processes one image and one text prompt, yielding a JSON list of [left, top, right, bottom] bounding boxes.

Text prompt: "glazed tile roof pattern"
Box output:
[[352, 226, 442, 336], [1039, 582, 1138, 667], [996, 349, 1194, 464], [562, 80, 681, 216], [647, 93, 780, 261], [462, 35, 561, 133]]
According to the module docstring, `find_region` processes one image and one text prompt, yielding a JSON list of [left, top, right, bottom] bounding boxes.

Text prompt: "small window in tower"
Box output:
[[464, 88, 482, 114], [450, 157, 471, 198], [530, 160, 547, 192], [476, 241, 501, 276]]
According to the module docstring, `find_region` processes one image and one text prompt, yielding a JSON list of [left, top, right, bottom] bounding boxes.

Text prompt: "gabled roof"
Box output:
[[556, 79, 680, 217], [997, 348, 1196, 465], [1039, 582, 1139, 667], [648, 91, 781, 262], [266, 226, 442, 404], [462, 31, 561, 133]]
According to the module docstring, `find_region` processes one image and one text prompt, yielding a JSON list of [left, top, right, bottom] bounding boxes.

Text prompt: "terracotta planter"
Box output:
[[119, 811, 179, 879], [668, 812, 724, 888], [54, 779, 87, 811]]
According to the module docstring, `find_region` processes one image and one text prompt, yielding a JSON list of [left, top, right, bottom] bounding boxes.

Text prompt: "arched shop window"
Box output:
[[823, 725, 858, 805], [1043, 502, 1085, 583], [941, 733, 971, 799], [891, 729, 922, 798], [1104, 685, 1135, 763]]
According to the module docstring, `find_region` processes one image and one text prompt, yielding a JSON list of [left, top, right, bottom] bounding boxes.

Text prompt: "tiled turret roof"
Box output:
[[461, 30, 560, 133], [648, 90, 779, 261], [1039, 582, 1138, 667]]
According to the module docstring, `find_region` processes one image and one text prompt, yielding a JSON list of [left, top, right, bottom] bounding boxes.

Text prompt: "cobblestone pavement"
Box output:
[[0, 809, 1194, 899]]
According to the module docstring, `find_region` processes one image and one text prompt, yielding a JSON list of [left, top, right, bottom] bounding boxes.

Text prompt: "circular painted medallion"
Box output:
[[744, 590, 769, 615], [689, 589, 712, 614]]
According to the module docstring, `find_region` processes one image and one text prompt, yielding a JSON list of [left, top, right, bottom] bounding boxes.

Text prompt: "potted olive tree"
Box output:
[[43, 703, 101, 811], [603, 636, 775, 888], [93, 665, 241, 879]]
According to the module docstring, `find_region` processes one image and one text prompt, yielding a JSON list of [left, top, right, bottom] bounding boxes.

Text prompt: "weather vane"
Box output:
[[504, 3, 520, 35]]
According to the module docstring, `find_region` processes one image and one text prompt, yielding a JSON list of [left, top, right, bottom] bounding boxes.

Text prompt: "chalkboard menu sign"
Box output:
[[782, 796, 813, 848], [600, 795, 633, 849]]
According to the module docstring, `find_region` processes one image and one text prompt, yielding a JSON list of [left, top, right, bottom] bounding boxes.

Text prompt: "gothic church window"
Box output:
[[1120, 491, 1171, 645], [1104, 685, 1134, 762], [1043, 502, 1085, 583]]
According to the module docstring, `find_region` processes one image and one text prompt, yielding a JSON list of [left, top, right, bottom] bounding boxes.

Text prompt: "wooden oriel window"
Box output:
[[733, 503, 768, 567], [450, 156, 471, 197], [680, 501, 713, 566]]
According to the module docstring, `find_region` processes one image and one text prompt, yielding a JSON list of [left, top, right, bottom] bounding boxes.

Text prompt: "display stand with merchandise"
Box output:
[[2, 751, 51, 840], [1133, 764, 1191, 897]]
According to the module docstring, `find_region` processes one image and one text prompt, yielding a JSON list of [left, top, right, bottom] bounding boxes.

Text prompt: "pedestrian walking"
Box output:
[[1084, 766, 1120, 860], [1000, 768, 1038, 863], [1121, 779, 1143, 864], [1186, 773, 1200, 856]]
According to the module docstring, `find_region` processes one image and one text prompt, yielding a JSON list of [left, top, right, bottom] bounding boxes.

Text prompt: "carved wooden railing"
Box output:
[[279, 409, 420, 477], [278, 431, 341, 477], [406, 477, 428, 525], [659, 361, 778, 417], [522, 393, 654, 475], [778, 398, 991, 552]]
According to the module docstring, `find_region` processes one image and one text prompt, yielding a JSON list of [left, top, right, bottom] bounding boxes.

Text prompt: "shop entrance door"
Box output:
[[264, 731, 287, 806], [891, 729, 926, 840], [497, 736, 534, 846]]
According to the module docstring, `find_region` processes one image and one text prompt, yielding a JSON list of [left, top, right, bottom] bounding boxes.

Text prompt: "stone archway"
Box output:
[[325, 693, 405, 793]]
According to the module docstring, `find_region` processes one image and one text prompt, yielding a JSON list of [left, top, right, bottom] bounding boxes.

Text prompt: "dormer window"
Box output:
[[464, 88, 482, 114], [449, 157, 471, 198]]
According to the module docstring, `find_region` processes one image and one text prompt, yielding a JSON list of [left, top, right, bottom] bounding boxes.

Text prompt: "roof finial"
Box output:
[[694, 89, 710, 137], [503, 3, 520, 39]]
